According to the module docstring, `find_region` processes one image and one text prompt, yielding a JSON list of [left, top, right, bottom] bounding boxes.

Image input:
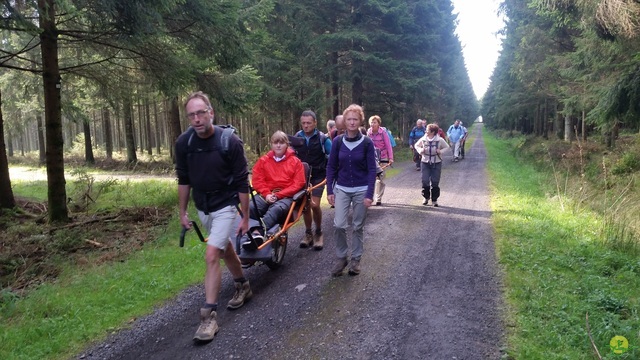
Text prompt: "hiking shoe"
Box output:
[[422, 198, 428, 206], [300, 232, 313, 248], [227, 281, 253, 310], [375, 201, 382, 206], [193, 308, 219, 342], [415, 167, 421, 171], [432, 201, 439, 207], [313, 232, 324, 251], [331, 258, 348, 277], [348, 259, 361, 276]]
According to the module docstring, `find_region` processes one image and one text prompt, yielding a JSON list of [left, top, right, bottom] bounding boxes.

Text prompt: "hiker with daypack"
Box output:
[[366, 115, 394, 206], [290, 110, 332, 250], [175, 91, 253, 342], [409, 119, 426, 171], [241, 131, 306, 248], [326, 104, 377, 276], [447, 119, 465, 162], [459, 121, 469, 159], [415, 123, 449, 207]]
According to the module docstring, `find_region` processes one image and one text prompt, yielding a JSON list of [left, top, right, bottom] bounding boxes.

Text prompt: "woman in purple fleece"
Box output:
[[326, 104, 378, 277]]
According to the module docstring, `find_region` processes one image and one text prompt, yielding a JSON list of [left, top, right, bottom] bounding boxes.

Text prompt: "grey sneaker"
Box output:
[[300, 232, 313, 248], [193, 308, 219, 342], [348, 259, 361, 276], [331, 258, 348, 277], [313, 232, 324, 250], [227, 281, 253, 310]]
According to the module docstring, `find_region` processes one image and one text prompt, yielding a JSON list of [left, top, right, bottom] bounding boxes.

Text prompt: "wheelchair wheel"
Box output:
[[266, 232, 287, 270]]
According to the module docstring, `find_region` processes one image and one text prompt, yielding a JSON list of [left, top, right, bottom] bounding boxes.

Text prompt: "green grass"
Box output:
[[485, 131, 640, 359], [0, 219, 206, 360]]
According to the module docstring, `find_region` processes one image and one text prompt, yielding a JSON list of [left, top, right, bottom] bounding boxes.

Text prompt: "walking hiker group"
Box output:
[[175, 90, 472, 343]]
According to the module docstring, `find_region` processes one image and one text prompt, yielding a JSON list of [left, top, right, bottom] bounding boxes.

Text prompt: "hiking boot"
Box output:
[[193, 308, 219, 342], [313, 232, 324, 251], [348, 259, 361, 276], [300, 232, 313, 248], [331, 258, 348, 277], [227, 281, 253, 310]]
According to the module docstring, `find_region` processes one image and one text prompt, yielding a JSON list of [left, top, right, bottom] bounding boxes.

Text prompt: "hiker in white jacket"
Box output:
[[415, 123, 450, 206]]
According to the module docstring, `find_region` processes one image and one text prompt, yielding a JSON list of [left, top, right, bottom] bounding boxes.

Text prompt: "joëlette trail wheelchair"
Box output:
[[180, 162, 325, 270]]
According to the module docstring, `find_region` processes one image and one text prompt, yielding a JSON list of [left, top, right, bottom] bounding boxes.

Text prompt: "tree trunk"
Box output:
[[564, 113, 572, 142], [102, 107, 113, 160], [83, 120, 95, 164], [352, 66, 363, 106], [169, 96, 182, 163], [39, 0, 68, 223], [37, 114, 46, 165], [0, 89, 16, 209], [123, 96, 137, 164], [153, 101, 161, 154], [145, 100, 152, 155], [581, 111, 586, 141], [331, 52, 340, 117]]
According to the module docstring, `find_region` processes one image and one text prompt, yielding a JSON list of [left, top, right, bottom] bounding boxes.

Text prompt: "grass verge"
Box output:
[[485, 131, 640, 359], [0, 218, 206, 360]]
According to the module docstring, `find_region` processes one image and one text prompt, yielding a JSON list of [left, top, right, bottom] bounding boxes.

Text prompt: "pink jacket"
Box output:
[[367, 127, 394, 161]]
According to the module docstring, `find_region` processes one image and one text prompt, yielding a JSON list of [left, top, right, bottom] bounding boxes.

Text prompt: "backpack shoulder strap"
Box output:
[[214, 125, 237, 156]]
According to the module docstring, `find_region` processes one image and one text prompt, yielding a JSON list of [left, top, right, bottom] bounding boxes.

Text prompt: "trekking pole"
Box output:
[[179, 221, 206, 247]]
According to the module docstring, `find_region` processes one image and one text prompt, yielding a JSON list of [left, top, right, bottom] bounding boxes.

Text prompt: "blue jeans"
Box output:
[[333, 187, 368, 260]]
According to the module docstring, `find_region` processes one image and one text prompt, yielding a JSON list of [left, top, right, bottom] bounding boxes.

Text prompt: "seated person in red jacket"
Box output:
[[245, 130, 307, 246]]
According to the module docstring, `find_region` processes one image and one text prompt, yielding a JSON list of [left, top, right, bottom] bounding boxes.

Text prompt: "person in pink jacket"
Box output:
[[366, 115, 394, 206], [246, 131, 306, 244]]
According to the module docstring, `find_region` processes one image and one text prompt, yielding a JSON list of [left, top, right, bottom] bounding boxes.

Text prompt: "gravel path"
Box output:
[[78, 124, 504, 360]]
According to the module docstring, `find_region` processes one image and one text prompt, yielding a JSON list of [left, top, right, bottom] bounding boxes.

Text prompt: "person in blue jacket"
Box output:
[[409, 119, 426, 170], [447, 119, 466, 162]]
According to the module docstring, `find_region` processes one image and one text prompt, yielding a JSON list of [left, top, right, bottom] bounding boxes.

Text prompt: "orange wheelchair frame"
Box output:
[[180, 164, 326, 270]]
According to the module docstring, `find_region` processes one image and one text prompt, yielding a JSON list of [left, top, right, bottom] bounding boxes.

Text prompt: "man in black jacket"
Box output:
[[175, 91, 252, 342]]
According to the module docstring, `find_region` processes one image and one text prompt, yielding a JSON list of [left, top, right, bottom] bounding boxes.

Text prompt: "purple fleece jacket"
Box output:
[[326, 134, 377, 200]]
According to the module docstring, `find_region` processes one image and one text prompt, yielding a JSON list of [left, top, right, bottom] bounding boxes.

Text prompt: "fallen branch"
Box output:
[[48, 214, 121, 233], [84, 239, 104, 247], [586, 312, 602, 360]]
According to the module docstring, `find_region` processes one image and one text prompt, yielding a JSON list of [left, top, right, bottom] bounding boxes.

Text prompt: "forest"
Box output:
[[482, 0, 640, 143], [0, 0, 478, 223]]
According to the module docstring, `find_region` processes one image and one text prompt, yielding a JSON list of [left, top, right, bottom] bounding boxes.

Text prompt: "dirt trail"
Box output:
[[79, 123, 503, 359]]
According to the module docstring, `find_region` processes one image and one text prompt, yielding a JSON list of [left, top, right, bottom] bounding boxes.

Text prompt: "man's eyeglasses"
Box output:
[[187, 108, 210, 120]]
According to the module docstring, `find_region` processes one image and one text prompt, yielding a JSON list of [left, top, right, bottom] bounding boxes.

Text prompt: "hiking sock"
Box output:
[[234, 277, 247, 284], [204, 303, 218, 311]]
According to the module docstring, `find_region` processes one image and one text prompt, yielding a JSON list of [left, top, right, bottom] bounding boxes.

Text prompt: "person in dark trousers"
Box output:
[[326, 104, 377, 276], [459, 121, 469, 159], [409, 119, 426, 170], [175, 91, 252, 342], [414, 123, 449, 207], [291, 110, 332, 250]]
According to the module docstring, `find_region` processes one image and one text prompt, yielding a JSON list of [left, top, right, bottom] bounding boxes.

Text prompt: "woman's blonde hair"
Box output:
[[271, 130, 289, 144], [368, 115, 382, 126], [342, 104, 365, 125]]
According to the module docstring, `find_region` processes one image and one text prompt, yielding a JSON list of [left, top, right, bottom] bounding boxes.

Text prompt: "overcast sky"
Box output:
[[451, 0, 505, 99]]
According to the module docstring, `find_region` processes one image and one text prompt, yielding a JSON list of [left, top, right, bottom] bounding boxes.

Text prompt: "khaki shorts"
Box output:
[[197, 205, 239, 250]]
